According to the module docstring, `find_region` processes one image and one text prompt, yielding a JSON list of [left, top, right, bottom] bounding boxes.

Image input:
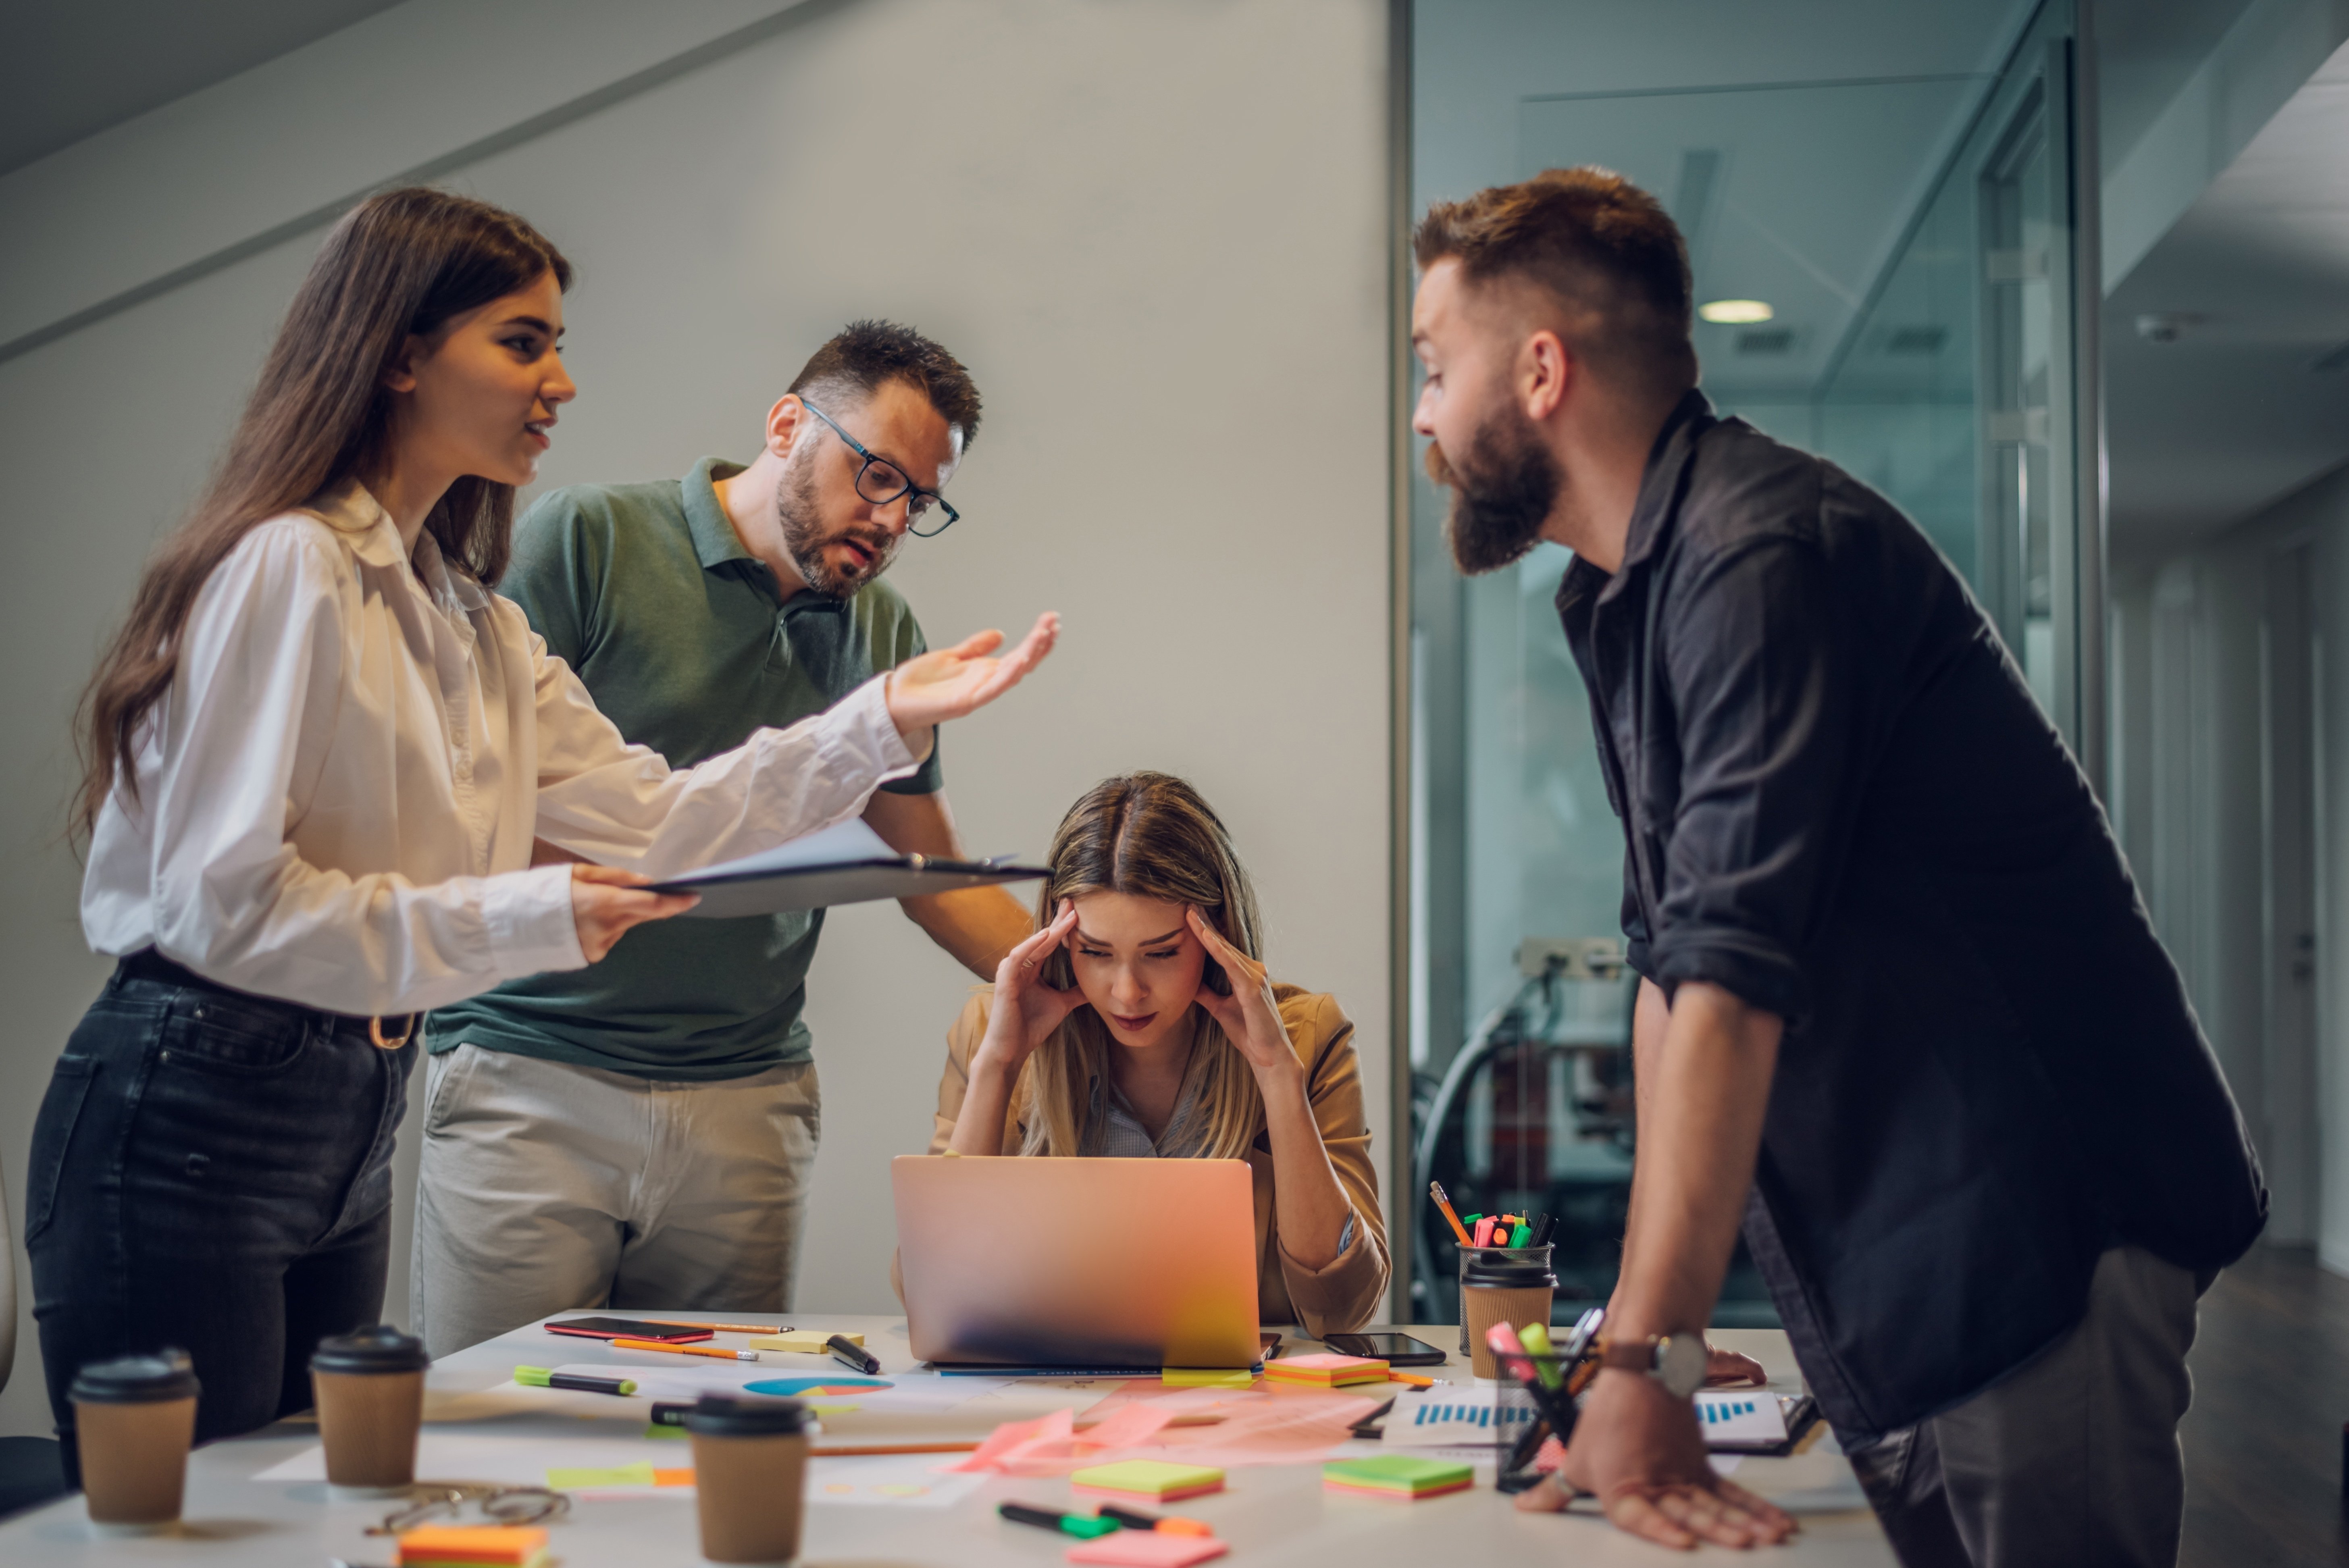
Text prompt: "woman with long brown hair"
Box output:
[[926, 772, 1388, 1336], [27, 187, 1053, 1460]]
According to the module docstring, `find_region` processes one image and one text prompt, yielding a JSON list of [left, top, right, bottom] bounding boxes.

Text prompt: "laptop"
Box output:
[[891, 1154, 1261, 1371]]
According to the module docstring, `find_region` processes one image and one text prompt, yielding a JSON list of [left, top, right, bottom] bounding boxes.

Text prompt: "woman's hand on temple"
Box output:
[[570, 863, 698, 963], [975, 899, 1086, 1077], [1185, 907, 1296, 1084], [885, 612, 1059, 742]]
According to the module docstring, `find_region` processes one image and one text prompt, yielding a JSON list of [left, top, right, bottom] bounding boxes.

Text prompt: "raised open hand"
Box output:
[[976, 899, 1087, 1074], [885, 612, 1059, 739], [1184, 906, 1294, 1081]]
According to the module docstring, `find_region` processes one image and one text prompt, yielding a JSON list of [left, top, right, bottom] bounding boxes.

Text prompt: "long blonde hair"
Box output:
[[1014, 772, 1269, 1162]]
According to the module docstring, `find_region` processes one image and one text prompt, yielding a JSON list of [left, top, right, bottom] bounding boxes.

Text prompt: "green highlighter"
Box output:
[[515, 1365, 637, 1396], [1516, 1323, 1564, 1390], [999, 1502, 1118, 1539]]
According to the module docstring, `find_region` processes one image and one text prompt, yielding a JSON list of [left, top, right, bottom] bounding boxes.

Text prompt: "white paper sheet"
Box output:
[[670, 817, 894, 883]]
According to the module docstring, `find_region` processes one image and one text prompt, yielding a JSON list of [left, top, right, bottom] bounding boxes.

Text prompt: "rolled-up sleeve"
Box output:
[[1648, 537, 1858, 1027]]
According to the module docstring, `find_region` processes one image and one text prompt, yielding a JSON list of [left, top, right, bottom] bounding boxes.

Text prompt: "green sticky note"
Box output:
[[1161, 1366, 1255, 1388], [645, 1422, 689, 1439], [1323, 1454, 1475, 1497], [548, 1462, 657, 1489]]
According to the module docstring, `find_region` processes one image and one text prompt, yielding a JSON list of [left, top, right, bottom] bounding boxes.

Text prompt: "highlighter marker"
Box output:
[[999, 1502, 1119, 1540], [1097, 1504, 1215, 1537], [1517, 1322, 1564, 1390], [515, 1365, 636, 1396], [1472, 1216, 1497, 1248], [1509, 1221, 1533, 1248], [829, 1334, 883, 1375]]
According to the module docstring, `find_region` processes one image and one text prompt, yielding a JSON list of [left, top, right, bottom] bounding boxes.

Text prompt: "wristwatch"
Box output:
[[1594, 1333, 1707, 1398]]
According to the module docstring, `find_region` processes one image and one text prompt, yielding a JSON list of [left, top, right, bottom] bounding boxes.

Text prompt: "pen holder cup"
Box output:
[[1491, 1351, 1573, 1491], [1456, 1244, 1555, 1354]]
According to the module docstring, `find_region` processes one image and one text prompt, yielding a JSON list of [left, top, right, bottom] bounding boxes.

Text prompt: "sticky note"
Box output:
[[749, 1329, 861, 1353], [546, 1462, 656, 1489], [1263, 1353, 1388, 1387], [1321, 1454, 1475, 1499], [396, 1524, 551, 1566], [1068, 1459, 1227, 1501], [1065, 1531, 1231, 1566], [1161, 1367, 1255, 1389], [646, 1422, 689, 1439]]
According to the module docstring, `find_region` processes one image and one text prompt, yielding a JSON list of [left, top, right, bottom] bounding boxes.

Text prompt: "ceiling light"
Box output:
[[1699, 299, 1774, 324]]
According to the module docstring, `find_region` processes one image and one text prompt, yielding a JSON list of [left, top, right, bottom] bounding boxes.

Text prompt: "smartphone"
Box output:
[[1260, 1331, 1283, 1360], [1322, 1331, 1448, 1366], [544, 1316, 713, 1343]]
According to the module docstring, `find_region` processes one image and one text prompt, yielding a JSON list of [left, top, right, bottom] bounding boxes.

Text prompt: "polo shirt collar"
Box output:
[[685, 455, 851, 616], [684, 457, 757, 570]]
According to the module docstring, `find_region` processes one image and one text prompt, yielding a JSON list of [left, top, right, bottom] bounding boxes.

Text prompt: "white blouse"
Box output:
[[81, 483, 920, 1017]]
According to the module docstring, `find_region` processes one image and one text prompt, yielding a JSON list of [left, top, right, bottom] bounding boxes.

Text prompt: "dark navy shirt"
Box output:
[[1558, 391, 2265, 1443]]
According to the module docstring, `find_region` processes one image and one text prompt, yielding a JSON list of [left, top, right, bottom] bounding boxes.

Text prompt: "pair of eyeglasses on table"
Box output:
[[327, 1483, 571, 1565]]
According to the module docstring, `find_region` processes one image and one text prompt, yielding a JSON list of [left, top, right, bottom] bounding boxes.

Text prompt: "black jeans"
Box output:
[[25, 952, 414, 1479]]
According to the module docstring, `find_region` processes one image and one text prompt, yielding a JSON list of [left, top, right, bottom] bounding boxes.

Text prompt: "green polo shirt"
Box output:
[[426, 457, 943, 1079]]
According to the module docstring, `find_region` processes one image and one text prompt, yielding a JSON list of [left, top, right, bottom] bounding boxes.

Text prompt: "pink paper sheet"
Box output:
[[950, 1380, 1379, 1474]]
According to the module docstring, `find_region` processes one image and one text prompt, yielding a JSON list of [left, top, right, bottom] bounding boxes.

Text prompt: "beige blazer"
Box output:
[[911, 984, 1392, 1339]]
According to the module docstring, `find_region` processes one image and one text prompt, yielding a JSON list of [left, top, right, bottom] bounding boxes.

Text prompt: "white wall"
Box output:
[[0, 0, 1394, 1439], [2112, 454, 2349, 1269]]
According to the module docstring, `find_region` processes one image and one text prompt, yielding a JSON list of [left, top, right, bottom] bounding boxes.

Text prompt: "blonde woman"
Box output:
[[926, 772, 1387, 1336]]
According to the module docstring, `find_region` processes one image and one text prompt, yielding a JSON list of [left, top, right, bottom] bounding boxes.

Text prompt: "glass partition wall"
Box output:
[[1403, 0, 2099, 1324]]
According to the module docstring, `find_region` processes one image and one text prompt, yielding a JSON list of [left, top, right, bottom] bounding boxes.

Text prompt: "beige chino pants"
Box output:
[[411, 1044, 820, 1358]]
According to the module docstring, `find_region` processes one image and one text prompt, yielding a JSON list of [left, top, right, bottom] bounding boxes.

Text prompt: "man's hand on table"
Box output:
[[1706, 1343, 1769, 1386], [1516, 1367, 1797, 1551]]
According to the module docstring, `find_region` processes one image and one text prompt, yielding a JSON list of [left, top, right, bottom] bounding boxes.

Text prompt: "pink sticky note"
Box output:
[[1066, 1531, 1230, 1567]]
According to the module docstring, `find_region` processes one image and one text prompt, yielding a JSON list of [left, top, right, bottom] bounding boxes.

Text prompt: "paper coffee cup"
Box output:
[[1462, 1254, 1558, 1379], [71, 1349, 200, 1535], [309, 1325, 429, 1496], [687, 1393, 810, 1565]]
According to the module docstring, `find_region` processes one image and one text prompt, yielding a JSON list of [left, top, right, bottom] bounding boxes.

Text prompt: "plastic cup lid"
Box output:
[[310, 1324, 429, 1375], [70, 1349, 199, 1405], [1462, 1256, 1558, 1289], [685, 1393, 809, 1437]]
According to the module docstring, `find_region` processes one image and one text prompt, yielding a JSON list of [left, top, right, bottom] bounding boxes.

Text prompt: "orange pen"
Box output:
[[610, 1337, 759, 1362], [1388, 1371, 1436, 1388]]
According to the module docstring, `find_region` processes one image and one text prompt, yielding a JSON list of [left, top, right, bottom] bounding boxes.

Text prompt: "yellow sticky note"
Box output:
[[1161, 1367, 1255, 1389], [749, 1329, 861, 1354], [547, 1462, 656, 1489]]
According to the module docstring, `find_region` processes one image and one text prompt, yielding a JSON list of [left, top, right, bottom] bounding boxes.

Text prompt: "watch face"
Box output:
[[1658, 1334, 1708, 1399]]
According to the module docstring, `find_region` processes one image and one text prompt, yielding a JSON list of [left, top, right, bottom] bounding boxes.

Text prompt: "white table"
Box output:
[[0, 1316, 1895, 1564]]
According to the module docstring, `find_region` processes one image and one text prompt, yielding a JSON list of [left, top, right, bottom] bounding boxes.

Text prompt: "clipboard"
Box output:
[[646, 818, 1047, 919]]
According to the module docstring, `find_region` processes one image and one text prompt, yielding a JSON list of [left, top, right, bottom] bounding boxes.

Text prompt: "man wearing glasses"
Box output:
[[414, 321, 1030, 1354]]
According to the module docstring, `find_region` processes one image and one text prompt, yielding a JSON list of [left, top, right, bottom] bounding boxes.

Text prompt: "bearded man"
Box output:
[[415, 321, 1031, 1354], [1411, 170, 2264, 1567]]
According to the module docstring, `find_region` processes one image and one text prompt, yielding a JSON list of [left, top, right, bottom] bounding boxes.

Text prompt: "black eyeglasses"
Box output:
[[799, 401, 961, 538]]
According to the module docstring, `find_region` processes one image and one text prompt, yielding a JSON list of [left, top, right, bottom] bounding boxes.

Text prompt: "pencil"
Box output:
[[610, 1338, 760, 1362], [1429, 1181, 1473, 1246], [636, 1318, 790, 1336]]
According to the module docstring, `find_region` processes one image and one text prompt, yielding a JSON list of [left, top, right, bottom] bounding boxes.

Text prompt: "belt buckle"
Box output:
[[369, 1015, 417, 1050]]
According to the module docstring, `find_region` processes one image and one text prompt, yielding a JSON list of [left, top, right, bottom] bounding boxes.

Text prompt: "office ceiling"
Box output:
[[0, 0, 402, 175], [2106, 37, 2349, 558]]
